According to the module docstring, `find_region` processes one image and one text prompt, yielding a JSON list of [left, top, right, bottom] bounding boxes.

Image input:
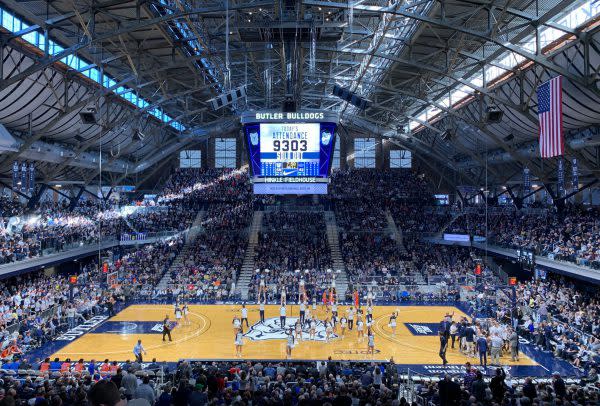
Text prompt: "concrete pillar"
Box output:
[[207, 138, 216, 168], [200, 140, 209, 169]]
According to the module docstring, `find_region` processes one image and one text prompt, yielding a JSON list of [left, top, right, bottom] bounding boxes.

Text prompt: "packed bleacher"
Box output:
[[249, 211, 333, 300], [0, 357, 597, 406]]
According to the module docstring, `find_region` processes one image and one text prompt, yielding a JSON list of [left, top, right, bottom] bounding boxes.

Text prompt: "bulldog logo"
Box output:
[[243, 317, 337, 342], [249, 131, 259, 146], [321, 130, 332, 146]]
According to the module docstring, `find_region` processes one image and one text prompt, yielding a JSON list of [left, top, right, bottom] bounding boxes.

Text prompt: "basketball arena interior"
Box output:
[[0, 0, 599, 404]]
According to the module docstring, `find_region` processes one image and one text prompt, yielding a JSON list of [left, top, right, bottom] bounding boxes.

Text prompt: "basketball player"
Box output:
[[312, 296, 317, 312], [279, 303, 287, 328], [321, 290, 328, 310], [366, 306, 373, 325], [286, 328, 295, 359], [357, 316, 365, 341], [162, 315, 172, 342], [367, 327, 375, 355], [299, 300, 307, 326], [347, 306, 355, 330], [389, 312, 398, 336], [241, 304, 249, 327], [235, 327, 244, 358], [182, 303, 190, 326], [259, 300, 265, 323]]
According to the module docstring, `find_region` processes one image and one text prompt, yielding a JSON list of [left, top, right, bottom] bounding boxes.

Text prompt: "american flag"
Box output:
[[537, 76, 564, 158]]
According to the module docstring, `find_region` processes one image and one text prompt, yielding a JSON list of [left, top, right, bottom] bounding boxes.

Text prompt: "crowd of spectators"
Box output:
[[249, 211, 333, 301], [490, 273, 600, 372], [158, 232, 243, 301], [0, 357, 597, 406]]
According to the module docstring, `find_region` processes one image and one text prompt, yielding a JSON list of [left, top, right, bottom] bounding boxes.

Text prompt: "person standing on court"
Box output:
[[509, 328, 519, 361], [490, 333, 503, 365], [259, 300, 265, 323], [133, 339, 147, 363], [280, 303, 286, 328], [299, 300, 306, 326], [241, 304, 249, 327], [347, 306, 355, 330], [476, 334, 488, 367], [162, 315, 172, 342], [439, 331, 448, 365]]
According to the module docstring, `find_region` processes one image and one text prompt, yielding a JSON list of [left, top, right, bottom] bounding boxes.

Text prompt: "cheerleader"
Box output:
[[174, 305, 182, 325], [294, 319, 303, 341], [389, 312, 398, 336], [258, 273, 266, 302], [357, 317, 365, 341], [331, 313, 338, 335], [232, 316, 241, 334], [299, 278, 306, 301], [309, 317, 317, 340], [235, 327, 244, 358], [182, 303, 189, 326], [367, 327, 375, 355], [340, 316, 347, 338], [286, 328, 295, 359], [325, 319, 333, 342], [366, 289, 374, 307], [299, 300, 307, 326]]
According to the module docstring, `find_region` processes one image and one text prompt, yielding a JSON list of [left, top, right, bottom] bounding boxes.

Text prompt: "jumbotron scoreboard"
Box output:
[[242, 111, 338, 194]]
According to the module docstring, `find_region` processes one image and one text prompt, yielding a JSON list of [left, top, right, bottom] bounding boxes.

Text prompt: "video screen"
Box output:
[[245, 122, 336, 178]]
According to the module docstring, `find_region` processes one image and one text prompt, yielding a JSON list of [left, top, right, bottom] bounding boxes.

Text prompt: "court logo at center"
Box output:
[[244, 317, 336, 342]]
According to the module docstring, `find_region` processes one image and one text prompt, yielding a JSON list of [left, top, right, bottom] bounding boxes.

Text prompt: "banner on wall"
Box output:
[[523, 167, 531, 191], [557, 157, 564, 197], [571, 158, 578, 192], [29, 162, 35, 194], [12, 161, 18, 189], [20, 162, 27, 193]]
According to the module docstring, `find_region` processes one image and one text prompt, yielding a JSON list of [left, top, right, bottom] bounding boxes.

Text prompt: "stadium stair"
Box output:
[[238, 211, 263, 301], [154, 210, 205, 292], [385, 209, 407, 254], [324, 211, 348, 300]]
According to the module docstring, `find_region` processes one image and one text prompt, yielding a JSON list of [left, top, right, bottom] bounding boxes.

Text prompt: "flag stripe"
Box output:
[[538, 76, 563, 158]]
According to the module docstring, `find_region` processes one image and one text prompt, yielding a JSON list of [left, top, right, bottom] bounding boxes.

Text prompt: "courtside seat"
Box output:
[[26, 369, 38, 376], [17, 369, 28, 375]]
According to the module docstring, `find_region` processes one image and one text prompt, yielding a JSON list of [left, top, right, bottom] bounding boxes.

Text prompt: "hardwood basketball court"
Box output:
[[50, 304, 539, 367]]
